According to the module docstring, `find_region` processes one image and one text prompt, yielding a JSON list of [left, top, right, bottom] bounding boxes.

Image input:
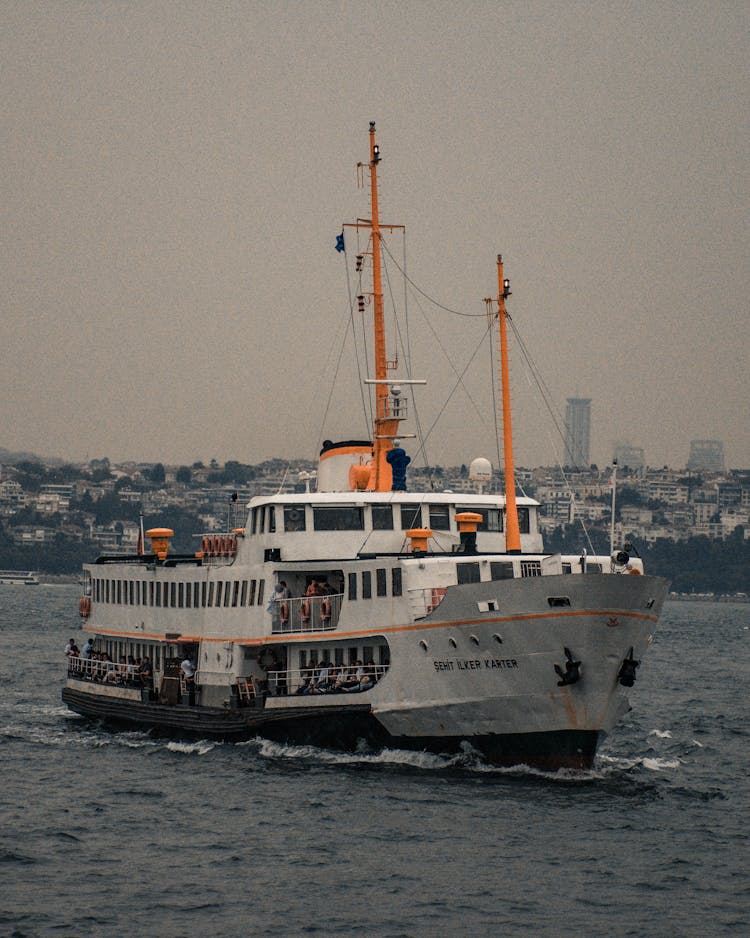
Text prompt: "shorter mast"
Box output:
[[495, 255, 521, 553]]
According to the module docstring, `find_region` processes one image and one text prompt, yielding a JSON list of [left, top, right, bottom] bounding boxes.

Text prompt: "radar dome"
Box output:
[[469, 457, 492, 482]]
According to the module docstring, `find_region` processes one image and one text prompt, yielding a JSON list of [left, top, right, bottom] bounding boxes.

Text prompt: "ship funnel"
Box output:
[[318, 439, 373, 492]]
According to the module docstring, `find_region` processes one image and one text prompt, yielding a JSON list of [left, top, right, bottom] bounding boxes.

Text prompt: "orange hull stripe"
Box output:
[[88, 607, 657, 646]]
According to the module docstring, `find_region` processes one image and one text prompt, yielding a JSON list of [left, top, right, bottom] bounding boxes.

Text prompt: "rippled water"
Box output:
[[1, 586, 748, 936]]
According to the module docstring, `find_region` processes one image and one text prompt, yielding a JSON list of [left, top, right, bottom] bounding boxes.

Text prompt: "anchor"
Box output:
[[617, 647, 640, 687], [554, 647, 582, 686]]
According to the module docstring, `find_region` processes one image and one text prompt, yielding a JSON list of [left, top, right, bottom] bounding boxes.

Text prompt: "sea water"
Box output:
[[1, 586, 747, 936]]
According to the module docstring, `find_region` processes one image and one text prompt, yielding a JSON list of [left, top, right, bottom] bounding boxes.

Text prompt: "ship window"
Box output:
[[185, 583, 192, 608], [269, 507, 276, 534], [520, 560, 541, 578], [428, 504, 450, 531], [313, 506, 365, 531], [149, 582, 155, 606], [258, 506, 265, 532], [348, 572, 357, 600], [178, 583, 184, 608], [232, 581, 240, 607], [248, 580, 257, 605], [392, 567, 402, 597], [223, 582, 231, 607], [457, 562, 481, 584], [334, 648, 344, 666], [170, 583, 177, 607], [207, 582, 215, 607], [362, 571, 372, 599], [134, 581, 140, 605], [299, 649, 306, 669], [400, 504, 422, 529], [517, 507, 530, 534], [215, 582, 223, 607], [128, 581, 134, 605], [240, 581, 248, 605], [194, 583, 200, 607], [348, 647, 358, 664], [376, 568, 387, 597], [251, 508, 258, 535], [257, 580, 265, 606], [201, 582, 207, 607], [372, 505, 394, 530], [490, 561, 515, 581], [562, 563, 572, 574], [154, 582, 161, 607], [379, 645, 390, 665], [362, 645, 373, 663], [284, 505, 306, 532], [116, 580, 122, 604], [457, 507, 503, 532]]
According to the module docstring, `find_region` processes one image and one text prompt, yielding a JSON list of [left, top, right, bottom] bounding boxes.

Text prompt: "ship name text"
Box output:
[[433, 658, 518, 673]]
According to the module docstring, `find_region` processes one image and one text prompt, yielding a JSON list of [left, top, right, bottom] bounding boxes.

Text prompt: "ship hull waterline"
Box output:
[[62, 683, 602, 771]]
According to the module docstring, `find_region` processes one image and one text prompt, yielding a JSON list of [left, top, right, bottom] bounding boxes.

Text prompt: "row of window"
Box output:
[[297, 644, 391, 669], [251, 504, 531, 535], [92, 577, 266, 610], [346, 567, 402, 600]]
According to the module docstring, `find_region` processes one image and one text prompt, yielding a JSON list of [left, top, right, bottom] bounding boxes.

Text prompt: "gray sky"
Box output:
[[3, 1, 748, 471]]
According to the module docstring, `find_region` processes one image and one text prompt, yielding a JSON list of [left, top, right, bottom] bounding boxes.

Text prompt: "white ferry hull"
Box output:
[[63, 572, 666, 770]]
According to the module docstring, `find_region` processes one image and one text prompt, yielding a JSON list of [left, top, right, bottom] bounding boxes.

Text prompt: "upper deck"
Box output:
[[244, 490, 544, 561]]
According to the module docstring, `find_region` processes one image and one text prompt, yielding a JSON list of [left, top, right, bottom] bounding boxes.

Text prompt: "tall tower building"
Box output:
[[564, 398, 591, 468], [687, 439, 725, 473]]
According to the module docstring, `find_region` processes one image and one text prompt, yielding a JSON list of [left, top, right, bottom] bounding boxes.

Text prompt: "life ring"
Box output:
[[628, 568, 642, 575], [79, 596, 91, 618]]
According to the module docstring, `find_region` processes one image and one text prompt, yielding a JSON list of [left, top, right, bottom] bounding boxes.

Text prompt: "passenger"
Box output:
[[181, 655, 196, 705], [102, 654, 118, 683], [295, 665, 313, 695], [269, 581, 291, 630], [140, 657, 154, 688], [81, 637, 94, 660]]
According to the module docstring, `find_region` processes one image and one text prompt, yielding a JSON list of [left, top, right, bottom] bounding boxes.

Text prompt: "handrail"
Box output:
[[270, 593, 343, 633], [266, 662, 388, 696]]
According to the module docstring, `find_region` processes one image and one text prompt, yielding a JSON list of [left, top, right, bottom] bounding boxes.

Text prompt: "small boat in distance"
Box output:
[[62, 123, 669, 770], [0, 570, 40, 586]]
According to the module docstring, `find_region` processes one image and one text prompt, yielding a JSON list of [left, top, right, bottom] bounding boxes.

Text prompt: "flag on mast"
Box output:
[[137, 511, 145, 556]]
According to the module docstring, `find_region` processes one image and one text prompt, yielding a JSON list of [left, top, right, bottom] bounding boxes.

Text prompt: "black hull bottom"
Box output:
[[62, 687, 600, 771]]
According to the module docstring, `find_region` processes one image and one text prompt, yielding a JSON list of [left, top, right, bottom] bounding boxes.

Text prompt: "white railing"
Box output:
[[265, 663, 388, 696], [270, 593, 343, 633], [66, 655, 149, 686]]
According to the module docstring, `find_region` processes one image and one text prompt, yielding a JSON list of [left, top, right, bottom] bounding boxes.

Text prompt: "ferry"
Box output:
[[0, 570, 40, 585], [63, 123, 669, 770]]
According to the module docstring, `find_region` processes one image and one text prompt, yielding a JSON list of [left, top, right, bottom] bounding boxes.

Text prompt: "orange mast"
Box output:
[[367, 123, 399, 491], [493, 255, 522, 553]]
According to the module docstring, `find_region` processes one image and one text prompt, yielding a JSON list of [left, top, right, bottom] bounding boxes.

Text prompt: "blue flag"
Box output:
[[335, 231, 345, 253]]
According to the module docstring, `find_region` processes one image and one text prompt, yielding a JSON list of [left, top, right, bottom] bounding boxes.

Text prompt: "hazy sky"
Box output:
[[3, 1, 748, 471]]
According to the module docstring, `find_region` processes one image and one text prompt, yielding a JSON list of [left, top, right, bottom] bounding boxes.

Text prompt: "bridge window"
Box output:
[[428, 504, 450, 530], [457, 507, 503, 532], [372, 505, 394, 530], [392, 567, 402, 597], [178, 583, 184, 608], [400, 505, 422, 529], [313, 506, 364, 531], [248, 580, 256, 605], [517, 507, 530, 534], [362, 571, 372, 599], [348, 572, 357, 600], [284, 505, 306, 532], [376, 568, 387, 597]]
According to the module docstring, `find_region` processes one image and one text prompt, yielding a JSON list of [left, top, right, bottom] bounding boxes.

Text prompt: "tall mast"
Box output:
[[367, 123, 397, 491], [494, 255, 521, 553]]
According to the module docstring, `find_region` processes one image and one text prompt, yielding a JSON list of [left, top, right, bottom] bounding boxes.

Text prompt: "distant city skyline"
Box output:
[[2, 3, 748, 471]]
